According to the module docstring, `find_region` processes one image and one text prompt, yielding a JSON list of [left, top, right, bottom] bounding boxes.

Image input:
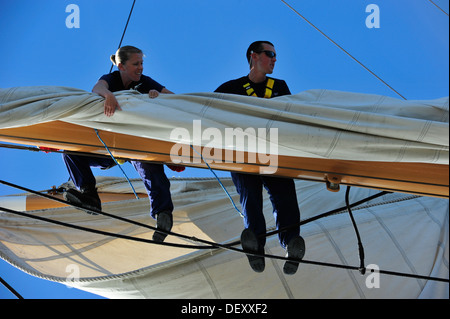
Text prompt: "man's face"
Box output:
[[253, 43, 277, 74]]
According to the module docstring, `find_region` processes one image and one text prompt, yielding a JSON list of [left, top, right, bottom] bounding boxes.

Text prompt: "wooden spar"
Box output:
[[26, 192, 147, 211], [0, 121, 448, 199]]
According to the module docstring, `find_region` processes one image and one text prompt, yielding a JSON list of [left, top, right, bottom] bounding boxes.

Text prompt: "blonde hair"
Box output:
[[110, 45, 143, 66]]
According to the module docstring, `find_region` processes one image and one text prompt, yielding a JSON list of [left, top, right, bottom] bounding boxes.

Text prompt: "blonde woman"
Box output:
[[63, 46, 178, 243], [93, 45, 173, 117]]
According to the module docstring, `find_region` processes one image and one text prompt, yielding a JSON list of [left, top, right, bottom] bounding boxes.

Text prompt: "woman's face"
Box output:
[[119, 53, 144, 82]]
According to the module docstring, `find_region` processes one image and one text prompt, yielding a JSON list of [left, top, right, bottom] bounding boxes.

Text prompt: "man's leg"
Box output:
[[263, 176, 305, 275], [231, 172, 266, 272], [262, 176, 300, 248]]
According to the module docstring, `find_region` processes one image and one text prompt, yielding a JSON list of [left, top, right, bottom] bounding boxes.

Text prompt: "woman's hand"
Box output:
[[149, 88, 174, 98], [104, 93, 122, 117], [93, 80, 122, 117], [149, 90, 160, 98]]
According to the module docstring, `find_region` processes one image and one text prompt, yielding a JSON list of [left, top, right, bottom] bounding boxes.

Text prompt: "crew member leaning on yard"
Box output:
[[63, 45, 182, 243]]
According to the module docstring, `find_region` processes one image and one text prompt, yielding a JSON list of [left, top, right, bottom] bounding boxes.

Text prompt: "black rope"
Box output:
[[264, 190, 392, 241], [1, 179, 448, 283], [0, 203, 370, 275], [1, 204, 448, 284], [0, 179, 224, 250], [345, 186, 366, 275], [0, 276, 23, 299], [280, 0, 407, 100], [429, 0, 449, 16], [0, 205, 211, 250], [108, 0, 137, 73]]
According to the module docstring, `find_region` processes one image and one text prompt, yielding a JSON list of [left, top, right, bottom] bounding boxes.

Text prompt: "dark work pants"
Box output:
[[62, 153, 173, 218], [231, 172, 300, 249]]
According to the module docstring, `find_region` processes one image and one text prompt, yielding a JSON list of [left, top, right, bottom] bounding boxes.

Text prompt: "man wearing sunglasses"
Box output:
[[215, 41, 305, 275]]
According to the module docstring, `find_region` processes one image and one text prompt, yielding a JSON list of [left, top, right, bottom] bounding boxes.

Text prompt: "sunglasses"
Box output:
[[257, 50, 276, 58]]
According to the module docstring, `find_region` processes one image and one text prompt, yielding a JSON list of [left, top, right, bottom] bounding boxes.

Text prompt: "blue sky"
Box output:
[[0, 0, 448, 299]]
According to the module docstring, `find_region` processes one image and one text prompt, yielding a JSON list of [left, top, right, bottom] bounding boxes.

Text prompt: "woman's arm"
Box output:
[[161, 87, 174, 94], [92, 80, 122, 117], [148, 87, 175, 98]]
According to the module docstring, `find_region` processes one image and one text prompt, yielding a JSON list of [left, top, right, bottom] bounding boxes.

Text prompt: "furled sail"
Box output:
[[0, 86, 448, 197]]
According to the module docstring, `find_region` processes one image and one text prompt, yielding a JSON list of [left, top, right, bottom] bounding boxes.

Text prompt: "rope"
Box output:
[[429, 0, 449, 16], [265, 190, 391, 240], [190, 144, 243, 218], [0, 179, 448, 284], [345, 186, 366, 275], [0, 205, 211, 250], [280, 0, 407, 100], [1, 203, 447, 284], [0, 276, 23, 299], [94, 129, 139, 199], [0, 179, 217, 250], [108, 0, 137, 73]]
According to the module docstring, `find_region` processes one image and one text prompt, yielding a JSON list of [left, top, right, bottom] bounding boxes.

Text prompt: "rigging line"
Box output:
[[0, 143, 40, 152], [94, 129, 139, 199], [0, 203, 343, 271], [0, 179, 226, 250], [0, 205, 210, 250], [264, 190, 391, 240], [109, 0, 137, 73], [189, 144, 243, 218], [345, 186, 366, 275], [280, 0, 407, 100], [429, 0, 449, 16], [1, 177, 388, 253], [0, 142, 151, 165], [0, 275, 24, 299], [0, 205, 365, 274], [256, 251, 449, 283], [2, 205, 447, 283], [0, 178, 388, 251], [1, 190, 447, 283]]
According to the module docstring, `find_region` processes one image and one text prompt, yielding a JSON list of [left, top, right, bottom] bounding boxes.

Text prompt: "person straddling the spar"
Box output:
[[214, 41, 305, 275], [63, 45, 182, 243]]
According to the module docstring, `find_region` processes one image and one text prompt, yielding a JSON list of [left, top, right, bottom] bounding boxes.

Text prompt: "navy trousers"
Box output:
[[231, 172, 300, 249], [62, 154, 173, 218]]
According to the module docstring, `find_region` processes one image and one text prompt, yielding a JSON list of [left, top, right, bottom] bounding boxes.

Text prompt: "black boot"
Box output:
[[283, 236, 305, 275], [64, 187, 101, 215], [241, 228, 265, 273], [153, 210, 173, 242]]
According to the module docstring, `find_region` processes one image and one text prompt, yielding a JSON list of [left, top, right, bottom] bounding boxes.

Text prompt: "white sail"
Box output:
[[0, 86, 448, 164]]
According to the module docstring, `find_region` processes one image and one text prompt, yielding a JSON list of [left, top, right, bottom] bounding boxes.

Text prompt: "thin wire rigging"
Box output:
[[108, 0, 137, 73], [280, 0, 407, 100], [429, 0, 449, 16]]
